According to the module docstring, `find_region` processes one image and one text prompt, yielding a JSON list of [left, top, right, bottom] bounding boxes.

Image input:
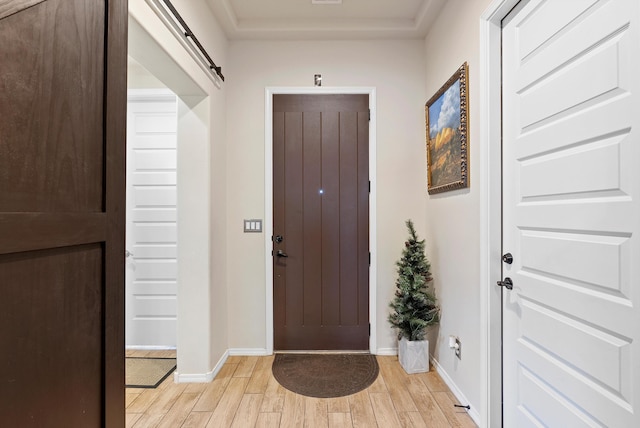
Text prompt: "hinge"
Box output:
[[368, 252, 371, 266], [368, 109, 371, 121], [368, 180, 371, 193], [369, 323, 371, 336]]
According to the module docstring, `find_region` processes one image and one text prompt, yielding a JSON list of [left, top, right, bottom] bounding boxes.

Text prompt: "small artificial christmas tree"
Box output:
[[388, 220, 440, 341]]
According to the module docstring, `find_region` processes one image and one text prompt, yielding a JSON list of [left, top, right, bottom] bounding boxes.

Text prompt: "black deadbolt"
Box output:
[[502, 253, 513, 264]]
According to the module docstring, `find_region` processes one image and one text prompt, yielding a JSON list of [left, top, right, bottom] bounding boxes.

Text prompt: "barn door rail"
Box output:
[[146, 0, 225, 83]]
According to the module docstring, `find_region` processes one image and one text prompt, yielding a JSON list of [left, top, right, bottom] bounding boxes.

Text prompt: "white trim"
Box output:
[[228, 348, 271, 356], [174, 349, 229, 383], [264, 86, 378, 355], [431, 357, 481, 426], [173, 371, 215, 383], [480, 1, 521, 427], [125, 345, 177, 351], [376, 347, 397, 356]]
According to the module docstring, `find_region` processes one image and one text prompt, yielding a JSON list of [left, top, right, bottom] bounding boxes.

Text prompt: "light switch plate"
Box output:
[[244, 219, 262, 233]]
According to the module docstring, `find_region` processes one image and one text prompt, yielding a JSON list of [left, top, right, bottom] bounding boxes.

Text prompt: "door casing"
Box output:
[[264, 87, 377, 355], [480, 0, 525, 427]]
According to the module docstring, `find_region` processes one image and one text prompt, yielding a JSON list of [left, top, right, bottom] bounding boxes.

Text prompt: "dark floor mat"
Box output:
[[272, 353, 379, 398]]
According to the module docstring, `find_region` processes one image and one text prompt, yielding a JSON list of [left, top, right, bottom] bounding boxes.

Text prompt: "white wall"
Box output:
[[128, 57, 166, 89], [129, 0, 229, 379], [423, 0, 493, 419], [225, 40, 428, 352], [171, 0, 231, 381]]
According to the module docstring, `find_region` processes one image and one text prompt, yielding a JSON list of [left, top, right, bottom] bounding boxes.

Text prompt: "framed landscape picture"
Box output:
[[425, 62, 469, 195]]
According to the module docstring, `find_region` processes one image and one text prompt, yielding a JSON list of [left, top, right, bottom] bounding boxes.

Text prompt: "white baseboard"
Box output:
[[174, 370, 215, 383], [430, 357, 481, 425], [170, 347, 277, 383], [126, 345, 177, 351], [228, 347, 394, 356], [376, 347, 398, 356], [174, 349, 229, 383], [228, 348, 270, 356]]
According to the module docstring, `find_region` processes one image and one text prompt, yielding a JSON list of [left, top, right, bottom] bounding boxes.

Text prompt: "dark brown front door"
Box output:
[[273, 94, 369, 350], [0, 0, 127, 426]]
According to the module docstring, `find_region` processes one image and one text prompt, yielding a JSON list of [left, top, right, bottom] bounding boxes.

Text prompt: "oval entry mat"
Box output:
[[272, 353, 379, 398]]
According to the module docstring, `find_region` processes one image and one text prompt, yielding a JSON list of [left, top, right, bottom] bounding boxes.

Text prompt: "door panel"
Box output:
[[0, 246, 103, 426], [126, 94, 178, 348], [273, 94, 369, 350], [0, 0, 104, 213], [502, 0, 640, 426], [0, 0, 126, 425]]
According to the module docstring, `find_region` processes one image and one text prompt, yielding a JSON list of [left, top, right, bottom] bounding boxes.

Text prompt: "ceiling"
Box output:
[[205, 0, 447, 40]]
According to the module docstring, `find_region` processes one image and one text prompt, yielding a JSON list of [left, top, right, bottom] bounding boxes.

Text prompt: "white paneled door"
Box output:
[[126, 90, 178, 348], [502, 0, 640, 426]]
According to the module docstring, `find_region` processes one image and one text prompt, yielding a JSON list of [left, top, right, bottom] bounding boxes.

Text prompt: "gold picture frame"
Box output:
[[425, 62, 469, 194]]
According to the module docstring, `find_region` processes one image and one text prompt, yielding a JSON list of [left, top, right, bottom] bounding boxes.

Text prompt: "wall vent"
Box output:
[[311, 0, 343, 4]]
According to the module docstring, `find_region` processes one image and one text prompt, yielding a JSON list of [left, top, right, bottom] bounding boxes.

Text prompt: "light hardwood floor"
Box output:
[[126, 350, 476, 428]]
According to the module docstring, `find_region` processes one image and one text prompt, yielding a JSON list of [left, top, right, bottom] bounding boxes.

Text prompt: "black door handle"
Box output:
[[276, 249, 288, 258], [497, 277, 513, 290]]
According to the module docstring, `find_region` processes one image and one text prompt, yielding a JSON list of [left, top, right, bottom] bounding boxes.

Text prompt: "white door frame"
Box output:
[[264, 87, 377, 355], [480, 1, 521, 427]]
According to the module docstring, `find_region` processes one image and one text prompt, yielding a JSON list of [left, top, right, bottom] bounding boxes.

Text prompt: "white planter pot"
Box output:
[[398, 337, 430, 374]]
